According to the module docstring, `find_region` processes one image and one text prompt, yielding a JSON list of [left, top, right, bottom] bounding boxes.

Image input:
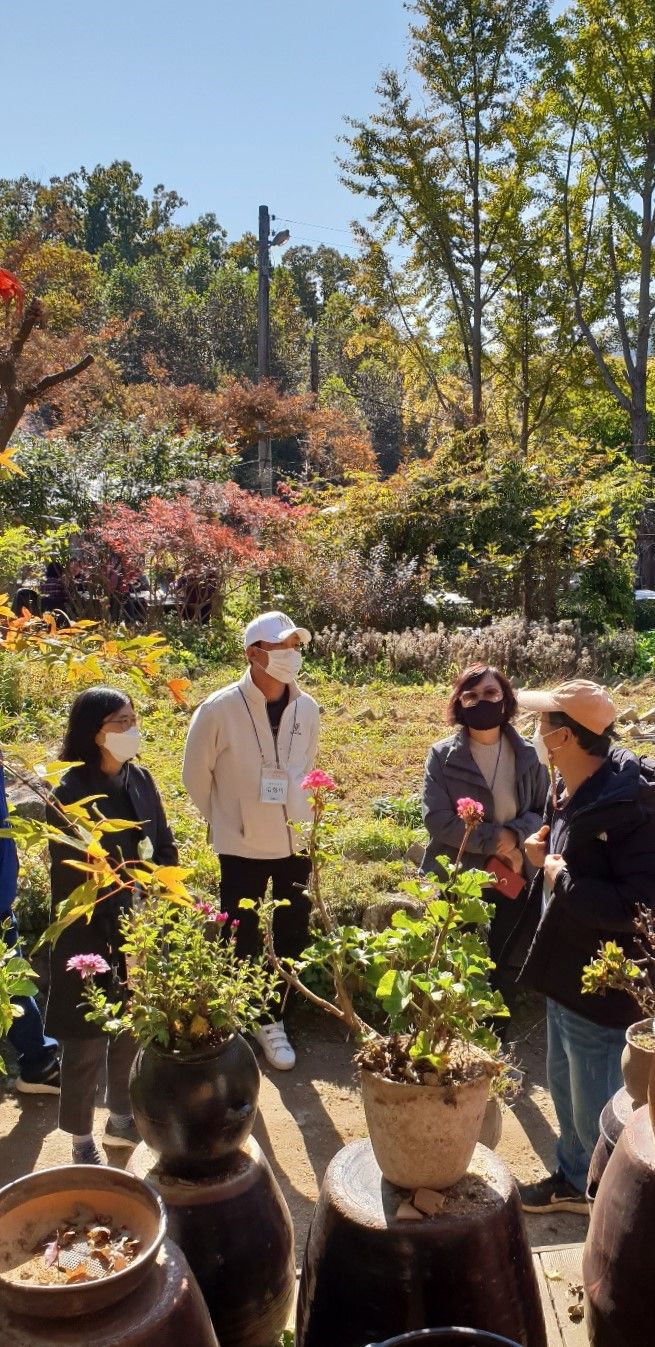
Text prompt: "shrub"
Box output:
[[14, 851, 51, 941], [311, 618, 635, 681], [336, 817, 417, 862], [282, 541, 430, 632], [373, 793, 423, 828], [321, 860, 408, 926]]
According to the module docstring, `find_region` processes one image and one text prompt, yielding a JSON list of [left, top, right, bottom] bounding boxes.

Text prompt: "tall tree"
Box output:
[[552, 0, 655, 463], [342, 0, 548, 425]]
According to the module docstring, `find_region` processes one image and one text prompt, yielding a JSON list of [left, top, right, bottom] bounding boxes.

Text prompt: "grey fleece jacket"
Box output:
[[421, 724, 548, 874]]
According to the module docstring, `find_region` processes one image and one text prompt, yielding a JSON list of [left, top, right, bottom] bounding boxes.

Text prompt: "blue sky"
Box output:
[[4, 0, 412, 251]]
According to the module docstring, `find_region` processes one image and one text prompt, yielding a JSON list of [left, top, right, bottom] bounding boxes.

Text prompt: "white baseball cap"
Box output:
[[243, 610, 311, 649]]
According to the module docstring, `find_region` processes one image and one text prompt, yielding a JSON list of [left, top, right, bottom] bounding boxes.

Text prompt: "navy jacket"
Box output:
[[507, 747, 655, 1028], [422, 724, 548, 874]]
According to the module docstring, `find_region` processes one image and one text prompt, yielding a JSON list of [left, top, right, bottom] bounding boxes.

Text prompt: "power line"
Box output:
[[286, 233, 360, 253], [274, 215, 354, 236]]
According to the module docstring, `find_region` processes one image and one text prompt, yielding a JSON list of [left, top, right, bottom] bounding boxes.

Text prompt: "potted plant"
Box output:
[[70, 895, 278, 1176], [583, 906, 655, 1110], [260, 777, 507, 1191]]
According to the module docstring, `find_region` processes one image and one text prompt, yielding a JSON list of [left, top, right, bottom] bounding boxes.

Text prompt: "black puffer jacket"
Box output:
[[506, 747, 655, 1028]]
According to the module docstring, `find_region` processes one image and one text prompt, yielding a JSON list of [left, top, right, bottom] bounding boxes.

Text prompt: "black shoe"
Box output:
[[517, 1169, 588, 1215], [103, 1117, 140, 1149], [72, 1138, 104, 1165], [15, 1060, 60, 1095]]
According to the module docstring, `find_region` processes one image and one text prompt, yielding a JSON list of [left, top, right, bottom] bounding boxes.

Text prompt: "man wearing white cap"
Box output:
[[183, 611, 320, 1070], [506, 680, 655, 1214]]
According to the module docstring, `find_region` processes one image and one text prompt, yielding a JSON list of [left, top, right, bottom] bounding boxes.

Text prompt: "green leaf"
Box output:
[[375, 968, 413, 1017], [458, 897, 493, 925]]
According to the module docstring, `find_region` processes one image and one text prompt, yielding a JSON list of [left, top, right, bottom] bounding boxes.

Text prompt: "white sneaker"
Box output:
[[254, 1021, 296, 1071]]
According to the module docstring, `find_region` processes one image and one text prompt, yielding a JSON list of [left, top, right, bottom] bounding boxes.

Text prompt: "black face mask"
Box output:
[[460, 700, 506, 730]]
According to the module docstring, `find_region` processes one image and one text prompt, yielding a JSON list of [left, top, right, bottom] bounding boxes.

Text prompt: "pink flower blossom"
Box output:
[[456, 797, 485, 827], [66, 953, 111, 979], [195, 901, 230, 924], [231, 919, 240, 930], [302, 770, 337, 792]]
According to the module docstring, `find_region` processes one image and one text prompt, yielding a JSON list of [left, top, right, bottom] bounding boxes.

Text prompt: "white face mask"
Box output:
[[103, 726, 143, 763], [532, 726, 560, 766], [264, 647, 303, 684]]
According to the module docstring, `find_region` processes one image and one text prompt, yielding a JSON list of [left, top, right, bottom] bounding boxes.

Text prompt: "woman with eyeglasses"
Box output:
[[45, 686, 177, 1164], [422, 663, 548, 1037]]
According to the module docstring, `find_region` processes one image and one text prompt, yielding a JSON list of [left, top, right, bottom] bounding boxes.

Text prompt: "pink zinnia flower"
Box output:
[[66, 953, 111, 979], [302, 770, 337, 792], [215, 912, 229, 924], [456, 797, 485, 827]]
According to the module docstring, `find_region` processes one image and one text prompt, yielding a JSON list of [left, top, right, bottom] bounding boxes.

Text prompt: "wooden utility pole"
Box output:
[[257, 204, 272, 496]]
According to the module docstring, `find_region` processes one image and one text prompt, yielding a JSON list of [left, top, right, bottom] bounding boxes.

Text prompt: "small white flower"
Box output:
[[597, 831, 608, 842]]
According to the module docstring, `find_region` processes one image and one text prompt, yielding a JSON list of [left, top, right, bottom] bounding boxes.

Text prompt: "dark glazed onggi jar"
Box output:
[[129, 1031, 260, 1176]]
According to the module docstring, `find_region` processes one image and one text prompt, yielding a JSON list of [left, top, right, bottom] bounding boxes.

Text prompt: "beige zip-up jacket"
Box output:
[[182, 669, 321, 860]]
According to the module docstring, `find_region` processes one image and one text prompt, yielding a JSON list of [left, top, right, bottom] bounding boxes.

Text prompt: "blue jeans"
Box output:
[[547, 998, 624, 1192], [4, 911, 58, 1073]]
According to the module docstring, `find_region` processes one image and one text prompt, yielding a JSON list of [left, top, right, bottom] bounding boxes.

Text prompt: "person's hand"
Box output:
[[505, 846, 524, 874], [524, 824, 550, 868], [544, 853, 567, 888], [495, 826, 519, 857]]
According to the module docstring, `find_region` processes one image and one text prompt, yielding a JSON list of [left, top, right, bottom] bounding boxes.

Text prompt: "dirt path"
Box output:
[[0, 1000, 588, 1262]]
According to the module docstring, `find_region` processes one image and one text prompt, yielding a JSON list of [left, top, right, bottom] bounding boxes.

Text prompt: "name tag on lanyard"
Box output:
[[260, 766, 289, 805]]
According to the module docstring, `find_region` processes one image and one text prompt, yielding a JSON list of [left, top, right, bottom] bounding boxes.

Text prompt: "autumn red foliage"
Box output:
[[0, 268, 25, 316], [77, 483, 304, 622]]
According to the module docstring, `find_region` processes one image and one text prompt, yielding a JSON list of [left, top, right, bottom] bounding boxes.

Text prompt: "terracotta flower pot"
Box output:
[[478, 1097, 503, 1151], [620, 1018, 655, 1106], [130, 1032, 260, 1177], [360, 1067, 491, 1190]]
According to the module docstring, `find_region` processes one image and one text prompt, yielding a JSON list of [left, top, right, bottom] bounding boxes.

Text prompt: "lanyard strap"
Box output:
[[239, 688, 266, 762], [489, 737, 504, 794], [238, 688, 298, 763]]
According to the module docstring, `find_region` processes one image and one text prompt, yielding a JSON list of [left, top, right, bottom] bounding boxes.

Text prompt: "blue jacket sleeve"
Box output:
[[0, 765, 19, 915]]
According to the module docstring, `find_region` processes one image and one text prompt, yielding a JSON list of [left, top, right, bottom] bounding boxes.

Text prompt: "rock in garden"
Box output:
[[404, 841, 424, 866], [395, 1200, 423, 1221], [640, 707, 655, 723], [413, 1188, 446, 1216], [353, 707, 376, 723], [618, 706, 638, 722], [6, 782, 46, 821], [362, 896, 424, 931]]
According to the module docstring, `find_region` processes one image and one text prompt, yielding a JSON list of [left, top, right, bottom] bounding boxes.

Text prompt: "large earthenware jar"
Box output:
[[368, 1332, 521, 1346], [130, 1134, 295, 1347], [620, 1018, 655, 1106], [0, 1166, 217, 1346], [296, 1139, 546, 1347], [586, 1087, 635, 1205], [583, 1100, 655, 1345], [361, 1068, 490, 1190], [130, 1031, 260, 1177]]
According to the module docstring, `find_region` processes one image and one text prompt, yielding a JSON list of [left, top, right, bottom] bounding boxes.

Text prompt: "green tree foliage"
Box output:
[[549, 0, 655, 462], [342, 0, 549, 425]]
